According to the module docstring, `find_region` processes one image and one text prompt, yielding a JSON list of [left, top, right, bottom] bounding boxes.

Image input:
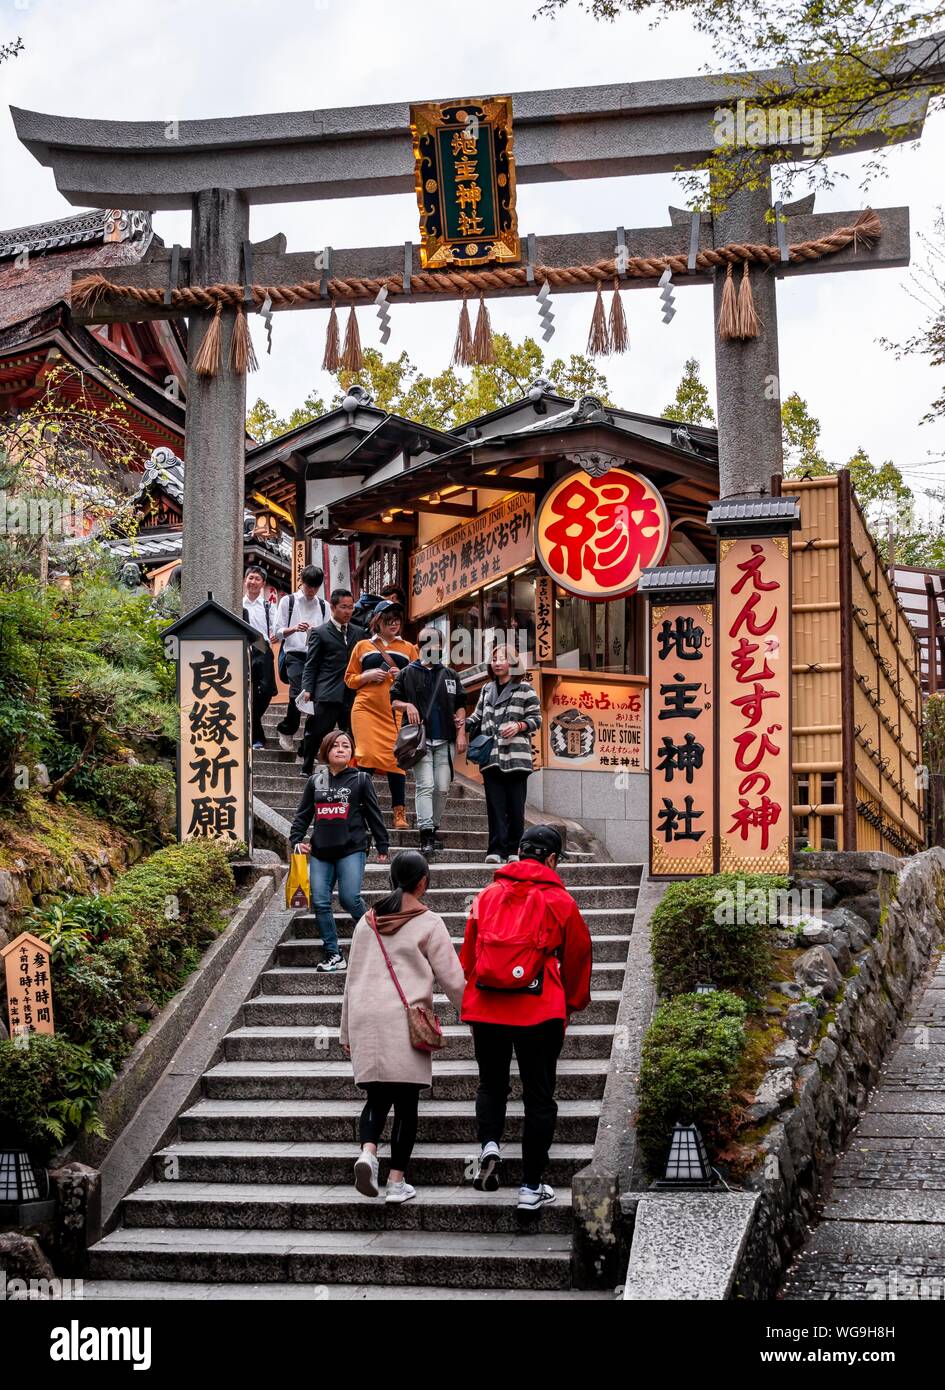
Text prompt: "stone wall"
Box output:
[[527, 768, 649, 862], [733, 847, 945, 1299], [0, 830, 142, 954]]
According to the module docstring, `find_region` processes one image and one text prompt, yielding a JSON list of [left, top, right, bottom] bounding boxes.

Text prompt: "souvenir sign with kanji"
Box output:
[[410, 97, 519, 268], [408, 492, 534, 621], [179, 638, 249, 845], [536, 468, 670, 602], [648, 599, 716, 877], [718, 537, 791, 873], [543, 673, 645, 773], [535, 576, 555, 663], [2, 931, 55, 1038]]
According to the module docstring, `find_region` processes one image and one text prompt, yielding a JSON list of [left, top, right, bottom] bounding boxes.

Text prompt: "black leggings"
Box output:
[[359, 1083, 422, 1172], [363, 768, 407, 806]]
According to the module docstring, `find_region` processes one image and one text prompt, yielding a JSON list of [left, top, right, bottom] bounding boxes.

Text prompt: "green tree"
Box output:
[[780, 393, 831, 475], [539, 2, 945, 209], [247, 334, 613, 437], [663, 358, 715, 424]]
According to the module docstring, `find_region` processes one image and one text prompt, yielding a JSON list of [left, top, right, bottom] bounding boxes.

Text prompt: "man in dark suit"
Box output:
[[298, 588, 363, 776]]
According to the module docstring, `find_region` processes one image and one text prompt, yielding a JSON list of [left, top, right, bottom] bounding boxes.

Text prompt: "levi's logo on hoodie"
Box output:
[[316, 802, 349, 820]]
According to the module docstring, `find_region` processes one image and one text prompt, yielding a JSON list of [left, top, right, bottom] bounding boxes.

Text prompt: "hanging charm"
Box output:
[[658, 267, 676, 324], [472, 296, 495, 365], [586, 282, 611, 356], [451, 296, 474, 367], [536, 279, 555, 342], [608, 277, 629, 354], [341, 306, 364, 372], [322, 301, 341, 372], [259, 293, 274, 355], [375, 284, 391, 345], [228, 303, 259, 375], [193, 300, 223, 377], [736, 259, 760, 339]]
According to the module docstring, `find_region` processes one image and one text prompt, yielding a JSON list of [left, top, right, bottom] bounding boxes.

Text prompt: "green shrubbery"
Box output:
[[0, 840, 236, 1161], [650, 873, 787, 999], [89, 762, 177, 844], [637, 990, 749, 1174]]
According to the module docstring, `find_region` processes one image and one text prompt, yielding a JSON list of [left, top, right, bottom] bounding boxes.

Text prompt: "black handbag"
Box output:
[[394, 721, 427, 769]]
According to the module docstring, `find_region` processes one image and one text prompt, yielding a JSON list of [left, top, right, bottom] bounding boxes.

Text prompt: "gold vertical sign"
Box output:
[[649, 602, 716, 877], [179, 638, 250, 845], [717, 537, 791, 873], [291, 539, 308, 594]]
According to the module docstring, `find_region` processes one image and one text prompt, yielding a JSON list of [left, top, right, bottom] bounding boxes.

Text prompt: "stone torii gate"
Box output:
[[12, 64, 931, 615]]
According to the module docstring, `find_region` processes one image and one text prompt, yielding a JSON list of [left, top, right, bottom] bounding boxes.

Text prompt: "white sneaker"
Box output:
[[516, 1183, 555, 1211], [354, 1150, 380, 1198], [505, 854, 520, 863], [314, 953, 346, 973], [278, 733, 295, 753], [485, 853, 502, 865], [385, 1180, 416, 1204], [473, 1141, 501, 1192]]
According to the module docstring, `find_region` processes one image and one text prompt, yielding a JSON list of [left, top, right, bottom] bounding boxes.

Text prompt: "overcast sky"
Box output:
[[2, 0, 944, 506]]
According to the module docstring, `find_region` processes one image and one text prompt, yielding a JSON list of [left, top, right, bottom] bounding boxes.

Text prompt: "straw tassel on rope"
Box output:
[[586, 282, 611, 356], [716, 262, 740, 342], [608, 277, 629, 354], [452, 296, 474, 367], [228, 303, 259, 375], [192, 301, 223, 377], [736, 259, 760, 339], [322, 302, 341, 372], [472, 296, 495, 365], [341, 307, 363, 372]]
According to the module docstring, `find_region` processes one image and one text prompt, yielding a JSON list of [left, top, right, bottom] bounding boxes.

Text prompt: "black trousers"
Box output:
[[250, 649, 277, 745], [359, 1083, 423, 1172], [300, 700, 351, 773], [276, 651, 307, 735], [363, 768, 407, 806], [472, 1019, 565, 1187], [481, 767, 529, 858]]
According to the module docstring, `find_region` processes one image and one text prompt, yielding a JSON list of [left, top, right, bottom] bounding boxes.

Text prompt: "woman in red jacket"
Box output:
[[460, 824, 592, 1211]]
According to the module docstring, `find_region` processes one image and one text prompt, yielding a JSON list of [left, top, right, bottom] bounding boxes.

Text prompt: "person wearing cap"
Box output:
[[459, 824, 592, 1212], [344, 600, 418, 832]]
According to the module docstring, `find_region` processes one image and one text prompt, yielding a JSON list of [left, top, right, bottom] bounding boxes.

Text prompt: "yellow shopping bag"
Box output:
[[285, 851, 311, 910]]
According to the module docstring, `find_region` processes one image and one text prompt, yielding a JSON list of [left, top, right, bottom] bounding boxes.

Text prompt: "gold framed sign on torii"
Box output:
[[11, 54, 934, 617]]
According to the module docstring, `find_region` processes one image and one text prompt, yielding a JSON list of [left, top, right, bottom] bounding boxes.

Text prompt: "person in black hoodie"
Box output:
[[289, 729, 390, 972]]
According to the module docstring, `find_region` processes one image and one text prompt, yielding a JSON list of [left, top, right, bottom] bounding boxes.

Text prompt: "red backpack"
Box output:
[[472, 881, 557, 992]]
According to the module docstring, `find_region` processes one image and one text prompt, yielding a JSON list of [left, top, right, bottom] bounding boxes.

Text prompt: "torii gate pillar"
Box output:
[[713, 171, 784, 499], [182, 188, 249, 615]]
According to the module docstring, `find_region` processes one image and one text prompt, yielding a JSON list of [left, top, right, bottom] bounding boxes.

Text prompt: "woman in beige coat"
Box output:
[[340, 849, 466, 1203]]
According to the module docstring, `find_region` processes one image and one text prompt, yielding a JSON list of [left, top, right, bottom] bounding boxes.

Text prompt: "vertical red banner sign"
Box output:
[[648, 598, 717, 877], [717, 536, 791, 873]]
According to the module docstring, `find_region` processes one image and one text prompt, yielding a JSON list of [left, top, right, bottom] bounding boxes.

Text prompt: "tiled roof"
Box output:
[[638, 564, 716, 593], [707, 496, 801, 530]]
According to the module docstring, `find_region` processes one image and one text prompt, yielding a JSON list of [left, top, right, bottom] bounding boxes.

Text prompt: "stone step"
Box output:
[[222, 1024, 616, 1063], [263, 800, 491, 830], [202, 1058, 611, 1102], [287, 908, 635, 939], [260, 959, 627, 996], [121, 1181, 574, 1235], [356, 885, 639, 912], [355, 862, 643, 888], [242, 991, 620, 1030], [276, 933, 632, 965], [76, 1279, 608, 1301], [151, 1140, 593, 1188], [177, 1098, 601, 1145], [88, 1226, 574, 1290]]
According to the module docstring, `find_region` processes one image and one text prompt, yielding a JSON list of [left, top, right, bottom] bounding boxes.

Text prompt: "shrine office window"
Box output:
[[553, 587, 644, 673]]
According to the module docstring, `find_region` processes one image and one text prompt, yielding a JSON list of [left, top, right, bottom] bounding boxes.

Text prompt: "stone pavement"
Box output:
[[781, 952, 945, 1299]]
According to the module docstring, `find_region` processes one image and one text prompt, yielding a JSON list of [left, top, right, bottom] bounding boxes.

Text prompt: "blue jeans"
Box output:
[[309, 852, 367, 955]]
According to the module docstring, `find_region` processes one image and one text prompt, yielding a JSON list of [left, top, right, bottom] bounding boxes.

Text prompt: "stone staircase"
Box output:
[[86, 709, 642, 1298]]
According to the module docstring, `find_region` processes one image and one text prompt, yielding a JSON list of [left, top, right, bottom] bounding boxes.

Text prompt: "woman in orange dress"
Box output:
[[344, 601, 418, 831]]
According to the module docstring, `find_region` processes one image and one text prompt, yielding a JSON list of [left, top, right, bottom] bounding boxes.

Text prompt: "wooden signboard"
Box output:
[[649, 601, 716, 877], [291, 538, 308, 594], [717, 536, 792, 873], [408, 492, 534, 621], [542, 671, 646, 774], [2, 931, 54, 1038]]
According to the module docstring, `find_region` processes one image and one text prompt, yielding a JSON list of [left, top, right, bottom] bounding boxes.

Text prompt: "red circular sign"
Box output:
[[536, 468, 671, 600]]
